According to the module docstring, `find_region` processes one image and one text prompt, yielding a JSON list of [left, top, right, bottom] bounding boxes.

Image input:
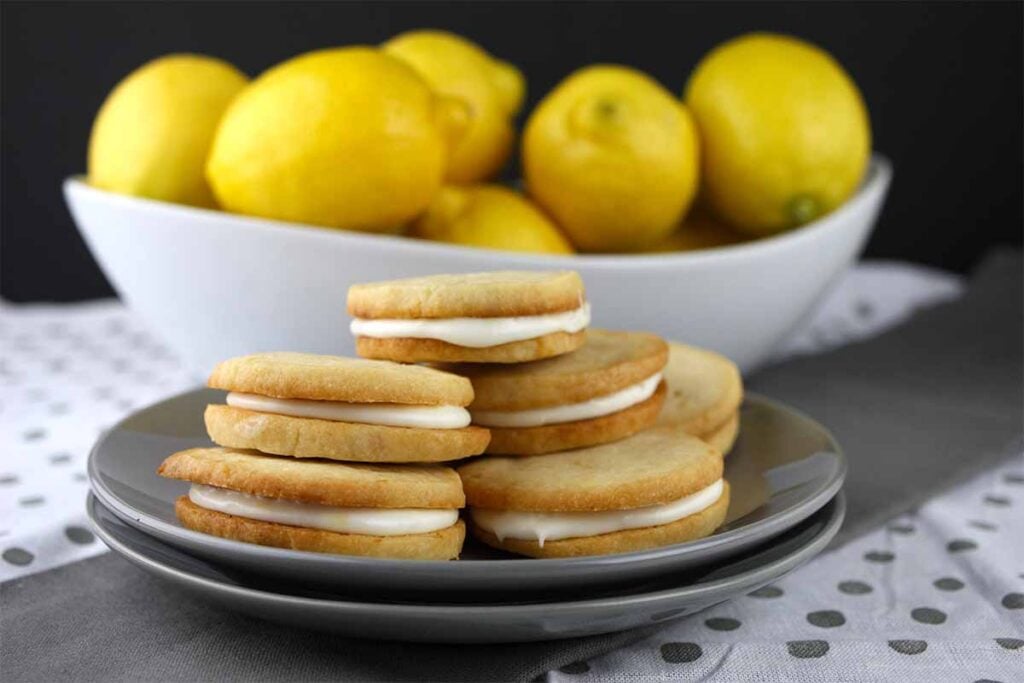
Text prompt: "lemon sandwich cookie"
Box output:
[[450, 329, 668, 454], [159, 448, 466, 559], [458, 425, 729, 558], [348, 271, 589, 363], [657, 341, 744, 454], [204, 352, 490, 462]]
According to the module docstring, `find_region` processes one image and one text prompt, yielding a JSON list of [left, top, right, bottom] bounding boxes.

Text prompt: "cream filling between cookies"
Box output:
[[189, 485, 459, 536], [471, 372, 663, 428], [225, 392, 471, 429], [471, 479, 724, 546], [349, 302, 591, 348]]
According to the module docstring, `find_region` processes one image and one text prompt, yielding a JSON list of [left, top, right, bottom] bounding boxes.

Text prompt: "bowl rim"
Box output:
[[65, 153, 891, 270]]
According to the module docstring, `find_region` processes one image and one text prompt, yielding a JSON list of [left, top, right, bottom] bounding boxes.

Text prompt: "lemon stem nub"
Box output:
[[787, 195, 820, 226]]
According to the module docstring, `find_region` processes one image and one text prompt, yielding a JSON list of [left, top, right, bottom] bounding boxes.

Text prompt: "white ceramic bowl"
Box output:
[[65, 156, 891, 376]]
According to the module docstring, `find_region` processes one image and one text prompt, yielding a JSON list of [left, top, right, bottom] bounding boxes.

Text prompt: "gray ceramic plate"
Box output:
[[88, 491, 844, 643], [89, 388, 845, 601]]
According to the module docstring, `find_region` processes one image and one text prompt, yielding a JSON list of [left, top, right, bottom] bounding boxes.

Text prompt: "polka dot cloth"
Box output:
[[547, 455, 1024, 682], [0, 300, 195, 580]]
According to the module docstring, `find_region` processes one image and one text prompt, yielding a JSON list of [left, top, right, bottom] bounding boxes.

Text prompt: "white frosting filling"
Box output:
[[226, 392, 471, 429], [349, 302, 591, 348], [189, 484, 459, 536], [471, 372, 663, 428], [471, 479, 724, 546]]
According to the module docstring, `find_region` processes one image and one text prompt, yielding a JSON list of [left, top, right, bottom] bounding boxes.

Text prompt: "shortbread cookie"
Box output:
[[447, 329, 669, 454], [160, 447, 466, 560], [205, 352, 489, 462], [457, 425, 729, 558], [657, 342, 743, 436], [348, 271, 589, 363]]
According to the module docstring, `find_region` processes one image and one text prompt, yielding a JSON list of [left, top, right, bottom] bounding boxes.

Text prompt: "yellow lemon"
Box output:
[[88, 54, 248, 207], [523, 65, 700, 252], [685, 33, 871, 236], [413, 185, 573, 254], [646, 208, 750, 252], [206, 47, 468, 232], [384, 30, 525, 183]]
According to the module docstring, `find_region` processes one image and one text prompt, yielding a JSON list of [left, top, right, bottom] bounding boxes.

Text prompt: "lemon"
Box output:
[[413, 185, 573, 254], [206, 47, 468, 232], [685, 33, 871, 235], [88, 54, 248, 207], [523, 65, 700, 252], [384, 30, 525, 183], [646, 208, 750, 252]]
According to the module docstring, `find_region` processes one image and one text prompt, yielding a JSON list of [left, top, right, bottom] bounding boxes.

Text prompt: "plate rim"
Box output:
[[87, 490, 845, 615], [88, 388, 846, 571]]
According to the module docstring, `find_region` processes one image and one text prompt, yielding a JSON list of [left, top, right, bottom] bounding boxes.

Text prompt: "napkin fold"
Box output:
[[2, 250, 1020, 682]]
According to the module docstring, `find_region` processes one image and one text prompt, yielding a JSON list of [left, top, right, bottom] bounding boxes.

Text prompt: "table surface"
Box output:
[[3, 261, 1022, 682]]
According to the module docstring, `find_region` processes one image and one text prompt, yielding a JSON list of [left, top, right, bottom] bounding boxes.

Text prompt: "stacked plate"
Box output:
[[88, 388, 846, 643]]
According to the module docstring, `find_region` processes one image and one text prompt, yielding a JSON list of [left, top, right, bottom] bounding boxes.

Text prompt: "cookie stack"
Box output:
[[351, 270, 742, 559], [158, 269, 742, 561], [157, 353, 490, 560]]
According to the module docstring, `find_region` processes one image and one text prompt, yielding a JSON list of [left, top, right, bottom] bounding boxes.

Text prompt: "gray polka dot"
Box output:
[[93, 387, 114, 400], [854, 300, 874, 319], [64, 526, 95, 545], [995, 638, 1023, 650], [787, 640, 829, 658], [704, 617, 741, 631], [807, 610, 846, 628], [0, 474, 18, 485], [661, 642, 702, 663], [984, 495, 1011, 507], [47, 358, 67, 372], [558, 661, 590, 674], [49, 402, 69, 415], [947, 539, 978, 553], [18, 495, 44, 507], [73, 472, 87, 483], [933, 577, 964, 591], [1004, 473, 1024, 485], [1002, 593, 1024, 609], [49, 452, 72, 465], [23, 428, 46, 441], [888, 640, 927, 655], [968, 520, 997, 531], [838, 580, 873, 595], [864, 550, 894, 563], [911, 607, 947, 624], [748, 585, 784, 598], [973, 679, 1004, 683], [2, 547, 34, 566], [888, 524, 915, 534]]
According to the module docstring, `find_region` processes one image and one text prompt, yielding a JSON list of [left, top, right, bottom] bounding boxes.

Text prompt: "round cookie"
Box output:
[[159, 447, 465, 508], [458, 425, 722, 511], [204, 352, 489, 463], [176, 498, 465, 560], [160, 447, 467, 560], [348, 271, 589, 364], [356, 331, 585, 365], [205, 405, 490, 463], [449, 329, 669, 454], [457, 426, 728, 558], [451, 329, 668, 410], [470, 484, 729, 558], [348, 270, 585, 319], [656, 342, 743, 436], [208, 352, 473, 405], [481, 382, 666, 455]]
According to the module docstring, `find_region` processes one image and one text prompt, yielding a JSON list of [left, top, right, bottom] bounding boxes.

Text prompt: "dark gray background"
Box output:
[[2, 1, 1021, 302]]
